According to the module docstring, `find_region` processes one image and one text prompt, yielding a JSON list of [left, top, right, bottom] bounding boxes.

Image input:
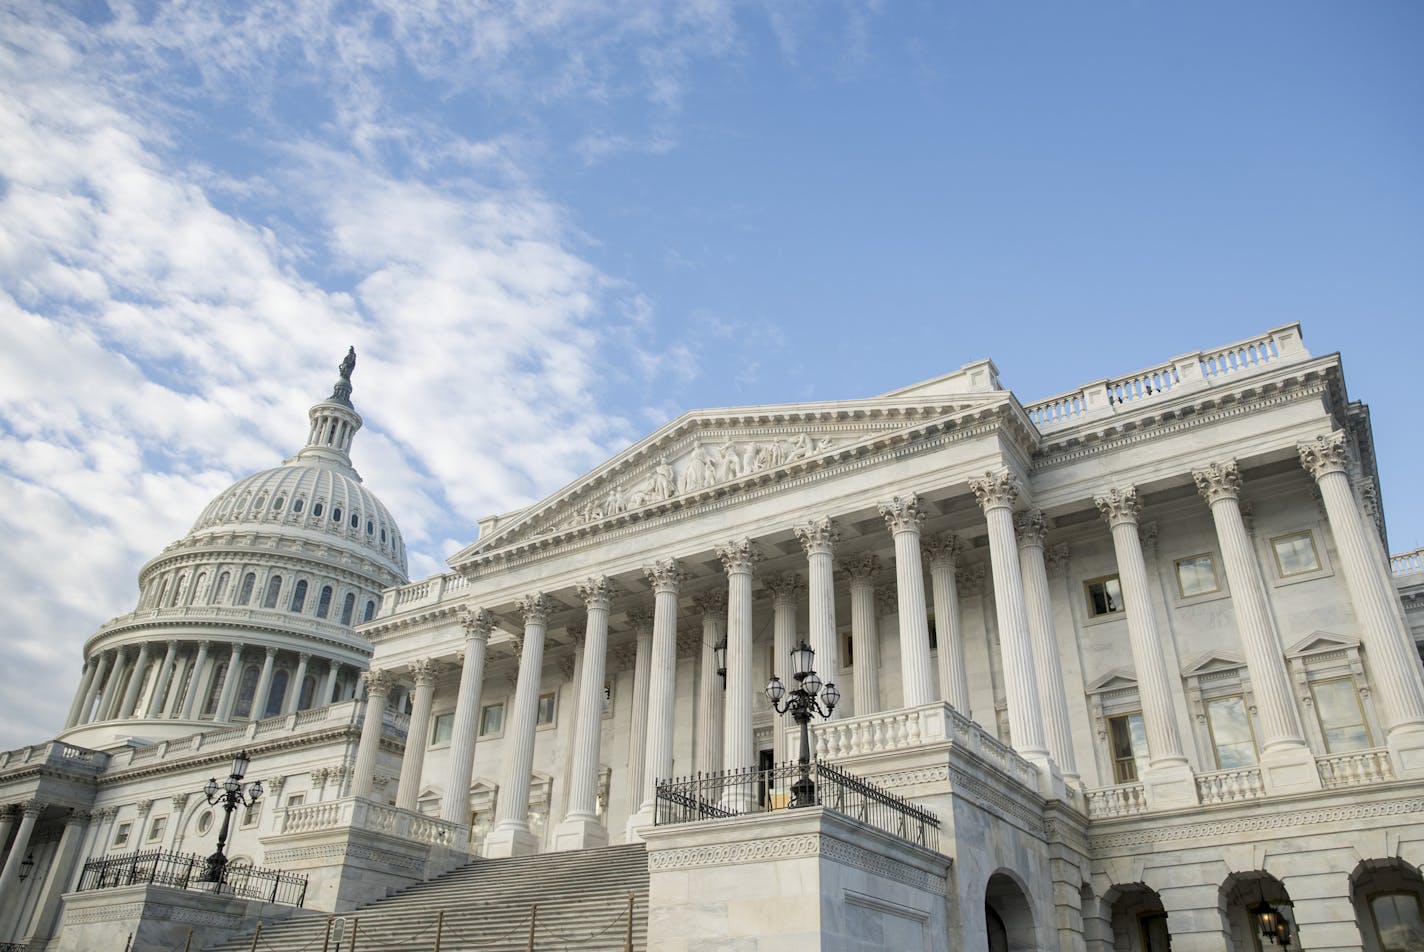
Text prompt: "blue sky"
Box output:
[[0, 1, 1420, 747]]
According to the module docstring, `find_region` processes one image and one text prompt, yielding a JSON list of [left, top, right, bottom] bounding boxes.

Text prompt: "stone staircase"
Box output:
[[206, 844, 649, 952]]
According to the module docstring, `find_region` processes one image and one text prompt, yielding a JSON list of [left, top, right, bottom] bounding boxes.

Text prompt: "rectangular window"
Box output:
[[479, 702, 504, 737], [113, 822, 132, 848], [147, 816, 166, 842], [1086, 575, 1125, 618], [286, 793, 305, 808], [536, 692, 557, 726], [431, 712, 454, 746], [1108, 712, 1149, 783], [1206, 695, 1258, 768], [241, 801, 262, 829], [1312, 677, 1372, 752], [1271, 531, 1322, 577], [1174, 553, 1221, 599]]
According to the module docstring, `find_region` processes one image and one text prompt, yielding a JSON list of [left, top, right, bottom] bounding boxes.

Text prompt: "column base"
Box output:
[[552, 814, 609, 852], [1141, 760, 1198, 809], [1260, 742, 1323, 794], [1387, 727, 1424, 776], [624, 806, 655, 844], [482, 823, 540, 858]]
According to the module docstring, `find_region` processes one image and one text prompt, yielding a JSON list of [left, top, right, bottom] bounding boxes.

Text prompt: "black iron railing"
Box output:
[[0, 942, 28, 952], [655, 760, 939, 850], [76, 849, 308, 907]]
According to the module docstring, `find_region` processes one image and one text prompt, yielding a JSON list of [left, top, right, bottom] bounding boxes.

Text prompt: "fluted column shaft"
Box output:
[[566, 579, 613, 825], [397, 660, 438, 812], [694, 594, 726, 776], [881, 495, 936, 707], [287, 653, 311, 715], [215, 644, 244, 722], [147, 642, 180, 718], [796, 518, 841, 714], [1194, 462, 1309, 751], [23, 809, 89, 948], [79, 653, 111, 726], [181, 642, 211, 720], [972, 472, 1049, 759], [719, 541, 759, 809], [1016, 510, 1079, 780], [639, 561, 687, 813], [251, 647, 279, 720], [162, 650, 190, 718], [65, 661, 97, 729], [1302, 436, 1424, 734], [119, 642, 151, 719], [925, 537, 970, 714], [98, 648, 130, 721], [626, 616, 654, 807], [1095, 487, 1188, 767], [766, 576, 803, 765], [845, 556, 882, 715], [492, 595, 551, 840], [0, 802, 44, 901], [352, 670, 393, 799], [442, 611, 491, 824], [322, 663, 341, 707]]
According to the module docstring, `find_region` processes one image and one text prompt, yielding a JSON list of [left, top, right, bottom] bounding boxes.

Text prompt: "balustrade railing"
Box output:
[[1391, 548, 1424, 577], [278, 797, 466, 848], [0, 741, 108, 774], [1024, 388, 1089, 428], [76, 849, 307, 907], [1318, 747, 1396, 788], [1106, 362, 1181, 405], [655, 760, 940, 850], [1195, 767, 1266, 804], [1085, 783, 1148, 819]]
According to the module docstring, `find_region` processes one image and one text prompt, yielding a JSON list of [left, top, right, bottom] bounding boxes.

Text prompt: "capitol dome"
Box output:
[[59, 350, 409, 749]]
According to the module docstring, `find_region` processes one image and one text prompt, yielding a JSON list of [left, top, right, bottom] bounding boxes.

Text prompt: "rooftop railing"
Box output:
[[1391, 547, 1424, 577], [76, 849, 308, 907], [654, 760, 940, 851]]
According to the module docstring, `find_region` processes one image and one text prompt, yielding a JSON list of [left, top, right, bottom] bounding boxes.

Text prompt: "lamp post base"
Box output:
[[202, 851, 227, 884], [791, 775, 817, 807]]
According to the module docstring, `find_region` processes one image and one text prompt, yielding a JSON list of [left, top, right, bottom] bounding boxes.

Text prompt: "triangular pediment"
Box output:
[[1183, 651, 1246, 676], [451, 389, 1014, 563], [1285, 631, 1359, 659], [1087, 670, 1138, 694]]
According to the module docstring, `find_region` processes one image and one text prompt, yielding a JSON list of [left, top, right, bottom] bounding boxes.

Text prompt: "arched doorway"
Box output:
[[1223, 871, 1296, 950], [985, 870, 1036, 951], [1105, 883, 1170, 951], [1352, 858, 1424, 952]]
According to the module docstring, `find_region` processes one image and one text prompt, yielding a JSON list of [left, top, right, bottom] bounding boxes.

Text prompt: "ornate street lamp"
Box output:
[[201, 750, 263, 883], [764, 641, 839, 807], [714, 636, 728, 686]]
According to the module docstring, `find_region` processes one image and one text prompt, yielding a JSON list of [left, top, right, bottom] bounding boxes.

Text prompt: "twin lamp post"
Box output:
[[201, 750, 263, 882]]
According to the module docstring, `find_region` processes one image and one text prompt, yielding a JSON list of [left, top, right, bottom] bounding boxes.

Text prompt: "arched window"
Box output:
[[265, 669, 289, 718], [156, 577, 170, 607], [289, 579, 308, 613], [233, 664, 261, 718], [340, 593, 356, 626], [212, 572, 230, 604], [171, 573, 188, 606], [262, 575, 282, 609], [299, 675, 317, 710], [237, 573, 256, 606], [363, 599, 376, 622], [316, 585, 333, 619], [191, 572, 207, 605], [203, 663, 228, 717]]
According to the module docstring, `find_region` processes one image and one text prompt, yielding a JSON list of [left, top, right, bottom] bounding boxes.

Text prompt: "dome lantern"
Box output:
[[295, 346, 363, 472]]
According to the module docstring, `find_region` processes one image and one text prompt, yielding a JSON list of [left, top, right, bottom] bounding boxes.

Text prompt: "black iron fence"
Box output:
[[655, 759, 939, 850], [76, 849, 308, 906]]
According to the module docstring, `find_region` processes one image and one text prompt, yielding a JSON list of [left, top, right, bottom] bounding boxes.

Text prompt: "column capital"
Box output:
[[68, 808, 94, 826], [691, 590, 727, 618], [458, 606, 494, 641], [643, 558, 689, 594], [874, 587, 897, 615], [228, 642, 244, 657], [970, 469, 1021, 512], [762, 572, 806, 605], [841, 552, 880, 583], [716, 538, 762, 575], [170, 794, 189, 811], [135, 798, 153, 817], [577, 575, 615, 611], [264, 645, 279, 659], [362, 669, 395, 696], [517, 592, 552, 625], [165, 640, 180, 651], [1013, 508, 1049, 548], [955, 563, 986, 597], [1094, 485, 1142, 528], [794, 516, 841, 556], [626, 605, 655, 632], [878, 494, 926, 534], [1299, 432, 1350, 480], [921, 533, 963, 568], [1193, 459, 1242, 504], [1045, 543, 1072, 578], [20, 799, 47, 816], [1139, 521, 1160, 556], [410, 658, 440, 687], [298, 652, 312, 663], [0, 803, 18, 820], [565, 623, 586, 647]]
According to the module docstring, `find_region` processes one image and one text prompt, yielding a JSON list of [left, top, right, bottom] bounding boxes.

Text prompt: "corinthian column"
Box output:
[[843, 554, 882, 715], [77, 653, 110, 727], [1015, 509, 1079, 784], [693, 591, 727, 776], [286, 653, 311, 715], [250, 646, 279, 720], [970, 471, 1049, 765], [486, 594, 551, 857], [924, 534, 970, 715], [146, 641, 180, 718], [351, 669, 393, 799], [181, 642, 211, 720], [65, 660, 98, 729], [1094, 486, 1196, 807], [631, 561, 688, 828], [556, 577, 615, 850], [215, 644, 244, 722], [1301, 435, 1424, 768], [1194, 461, 1319, 791], [625, 606, 654, 819], [97, 647, 129, 721], [763, 574, 804, 765], [442, 609, 491, 824], [396, 659, 439, 811], [0, 801, 46, 900], [718, 539, 760, 810], [795, 517, 841, 711], [880, 494, 936, 708], [119, 642, 152, 719]]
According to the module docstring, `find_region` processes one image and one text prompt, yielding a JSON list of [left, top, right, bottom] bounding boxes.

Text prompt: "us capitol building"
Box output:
[[2, 324, 1423, 952]]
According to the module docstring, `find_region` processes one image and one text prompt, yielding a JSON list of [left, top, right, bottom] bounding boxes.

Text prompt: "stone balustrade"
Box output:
[[382, 572, 470, 615], [0, 740, 109, 775], [279, 796, 468, 849], [1195, 767, 1266, 805], [1085, 783, 1149, 819], [1317, 747, 1396, 789], [1391, 547, 1424, 577]]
